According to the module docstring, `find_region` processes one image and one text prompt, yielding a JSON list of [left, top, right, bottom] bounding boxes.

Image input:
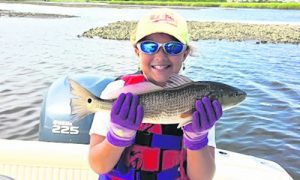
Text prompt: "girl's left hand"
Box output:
[[183, 97, 222, 150]]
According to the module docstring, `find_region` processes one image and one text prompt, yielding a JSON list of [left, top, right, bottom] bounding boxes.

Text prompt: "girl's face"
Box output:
[[134, 33, 190, 86]]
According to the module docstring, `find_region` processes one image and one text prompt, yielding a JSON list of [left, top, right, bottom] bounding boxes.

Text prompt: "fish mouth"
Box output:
[[239, 90, 247, 101]]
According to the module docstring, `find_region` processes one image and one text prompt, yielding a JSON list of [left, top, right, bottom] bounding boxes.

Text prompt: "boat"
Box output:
[[0, 74, 293, 180]]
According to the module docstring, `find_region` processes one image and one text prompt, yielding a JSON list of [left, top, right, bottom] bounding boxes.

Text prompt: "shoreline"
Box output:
[[0, 1, 200, 9], [1, 1, 299, 44], [1, 1, 300, 10], [82, 21, 300, 44], [0, 9, 77, 18]]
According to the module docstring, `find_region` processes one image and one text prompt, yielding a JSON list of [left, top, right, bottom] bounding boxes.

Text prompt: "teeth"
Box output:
[[153, 65, 168, 70]]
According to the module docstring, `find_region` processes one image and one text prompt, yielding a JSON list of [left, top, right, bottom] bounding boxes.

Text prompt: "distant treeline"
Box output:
[[107, 1, 300, 9], [102, 0, 226, 1], [41, 0, 300, 9], [115, 0, 225, 1]]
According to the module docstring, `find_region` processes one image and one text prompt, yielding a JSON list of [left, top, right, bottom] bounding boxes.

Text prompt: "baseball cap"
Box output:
[[131, 8, 189, 45]]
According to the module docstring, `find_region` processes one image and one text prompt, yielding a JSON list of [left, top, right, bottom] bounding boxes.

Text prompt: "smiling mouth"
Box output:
[[151, 65, 171, 70]]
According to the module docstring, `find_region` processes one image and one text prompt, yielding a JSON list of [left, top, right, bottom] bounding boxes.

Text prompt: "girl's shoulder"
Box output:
[[115, 71, 145, 85], [118, 74, 146, 86]]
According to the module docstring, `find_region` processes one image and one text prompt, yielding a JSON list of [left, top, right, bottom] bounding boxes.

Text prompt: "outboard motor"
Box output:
[[39, 74, 113, 144]]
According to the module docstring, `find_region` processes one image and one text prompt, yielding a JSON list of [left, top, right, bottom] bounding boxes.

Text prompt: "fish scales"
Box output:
[[137, 82, 210, 123]]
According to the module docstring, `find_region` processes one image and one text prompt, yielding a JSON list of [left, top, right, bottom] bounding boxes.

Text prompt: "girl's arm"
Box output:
[[187, 146, 216, 180], [89, 134, 125, 174], [89, 93, 143, 174], [183, 97, 222, 179]]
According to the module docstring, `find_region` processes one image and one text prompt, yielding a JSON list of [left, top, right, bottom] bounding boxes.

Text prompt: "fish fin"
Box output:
[[164, 74, 193, 88], [180, 110, 193, 118], [176, 110, 193, 128], [177, 119, 192, 128], [68, 79, 97, 123]]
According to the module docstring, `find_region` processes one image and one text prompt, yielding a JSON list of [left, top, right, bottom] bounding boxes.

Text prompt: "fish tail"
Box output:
[[68, 79, 98, 123]]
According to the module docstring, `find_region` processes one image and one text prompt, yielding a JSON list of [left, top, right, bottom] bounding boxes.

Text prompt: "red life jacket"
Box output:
[[99, 74, 189, 180]]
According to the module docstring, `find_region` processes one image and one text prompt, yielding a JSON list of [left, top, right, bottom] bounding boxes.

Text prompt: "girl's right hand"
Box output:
[[107, 93, 143, 147]]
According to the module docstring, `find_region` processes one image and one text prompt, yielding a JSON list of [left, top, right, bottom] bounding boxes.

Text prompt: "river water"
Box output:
[[0, 3, 299, 179]]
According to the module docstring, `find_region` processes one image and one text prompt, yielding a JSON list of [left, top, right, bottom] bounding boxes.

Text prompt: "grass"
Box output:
[[108, 1, 300, 9], [45, 0, 300, 10], [220, 2, 300, 9]]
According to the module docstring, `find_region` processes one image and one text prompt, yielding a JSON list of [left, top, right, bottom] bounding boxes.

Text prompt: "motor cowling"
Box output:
[[39, 74, 113, 144]]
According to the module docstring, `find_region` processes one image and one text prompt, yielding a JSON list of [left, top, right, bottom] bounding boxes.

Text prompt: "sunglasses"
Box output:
[[137, 41, 187, 55]]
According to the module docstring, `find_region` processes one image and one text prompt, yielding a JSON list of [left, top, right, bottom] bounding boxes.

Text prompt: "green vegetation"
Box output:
[[45, 0, 300, 10], [47, 0, 98, 2], [109, 1, 222, 7], [108, 1, 300, 9], [221, 2, 300, 9]]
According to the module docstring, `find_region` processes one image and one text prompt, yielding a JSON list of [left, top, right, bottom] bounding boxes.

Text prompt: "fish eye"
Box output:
[[87, 98, 92, 103]]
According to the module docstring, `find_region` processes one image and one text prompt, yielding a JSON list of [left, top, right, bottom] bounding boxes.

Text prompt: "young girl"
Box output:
[[89, 8, 222, 180]]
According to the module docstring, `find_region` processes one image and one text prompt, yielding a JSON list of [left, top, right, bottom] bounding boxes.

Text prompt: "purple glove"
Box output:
[[183, 97, 222, 150], [107, 93, 143, 147]]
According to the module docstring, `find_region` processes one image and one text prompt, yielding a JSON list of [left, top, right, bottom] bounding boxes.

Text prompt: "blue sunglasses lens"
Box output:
[[140, 41, 159, 54], [164, 42, 184, 55], [139, 41, 185, 55]]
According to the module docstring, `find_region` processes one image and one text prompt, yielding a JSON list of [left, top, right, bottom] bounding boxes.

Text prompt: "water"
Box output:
[[0, 3, 299, 179]]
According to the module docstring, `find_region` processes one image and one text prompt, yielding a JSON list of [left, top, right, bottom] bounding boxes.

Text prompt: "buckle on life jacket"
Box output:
[[135, 131, 182, 150]]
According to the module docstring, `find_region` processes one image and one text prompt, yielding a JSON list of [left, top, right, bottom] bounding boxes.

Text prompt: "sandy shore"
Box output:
[[1, 1, 299, 44], [81, 21, 300, 44]]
